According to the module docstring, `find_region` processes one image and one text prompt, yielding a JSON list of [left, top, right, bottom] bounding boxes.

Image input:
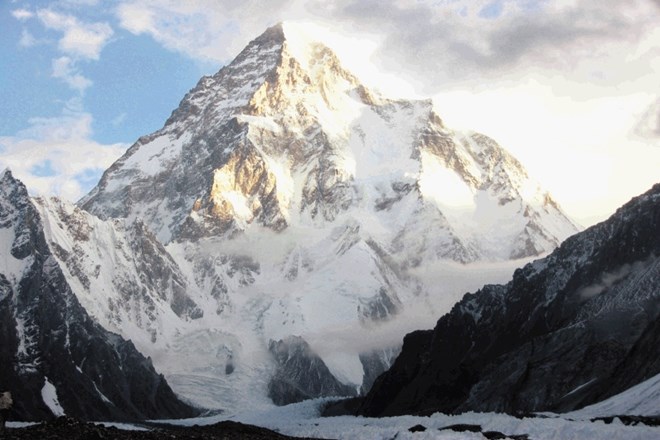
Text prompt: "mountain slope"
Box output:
[[357, 183, 660, 417], [70, 23, 579, 409], [0, 170, 198, 421]]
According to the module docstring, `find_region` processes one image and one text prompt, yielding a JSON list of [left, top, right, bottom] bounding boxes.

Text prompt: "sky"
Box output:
[[0, 0, 658, 227]]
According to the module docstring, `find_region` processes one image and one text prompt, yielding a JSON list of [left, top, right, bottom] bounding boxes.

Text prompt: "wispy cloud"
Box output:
[[18, 28, 40, 47], [634, 98, 660, 143], [11, 8, 34, 21], [52, 56, 93, 92], [36, 9, 113, 60]]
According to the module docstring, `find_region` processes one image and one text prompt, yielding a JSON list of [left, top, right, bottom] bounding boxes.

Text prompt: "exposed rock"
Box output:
[[358, 184, 660, 417]]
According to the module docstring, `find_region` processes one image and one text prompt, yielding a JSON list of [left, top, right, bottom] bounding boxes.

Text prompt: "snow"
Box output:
[[159, 398, 660, 440], [419, 150, 476, 210], [114, 133, 187, 179], [571, 372, 660, 417], [563, 379, 598, 399], [0, 226, 30, 288], [41, 378, 65, 417]]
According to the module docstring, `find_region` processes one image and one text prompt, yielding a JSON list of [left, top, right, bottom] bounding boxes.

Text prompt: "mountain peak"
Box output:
[[82, 23, 578, 256]]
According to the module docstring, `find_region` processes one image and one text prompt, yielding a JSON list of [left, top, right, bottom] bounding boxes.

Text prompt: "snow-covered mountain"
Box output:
[[355, 183, 660, 417], [0, 170, 198, 421], [16, 23, 579, 411], [81, 22, 577, 259]]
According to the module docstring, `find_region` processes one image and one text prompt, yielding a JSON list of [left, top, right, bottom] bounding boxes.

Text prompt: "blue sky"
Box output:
[[0, 0, 658, 225], [0, 2, 212, 145]]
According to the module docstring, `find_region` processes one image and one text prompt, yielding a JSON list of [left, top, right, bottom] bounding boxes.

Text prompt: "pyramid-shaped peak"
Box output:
[[229, 22, 351, 75]]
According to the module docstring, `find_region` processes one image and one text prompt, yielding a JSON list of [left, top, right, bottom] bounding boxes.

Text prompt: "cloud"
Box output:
[[319, 0, 660, 93], [52, 56, 93, 92], [12, 8, 34, 21], [0, 109, 126, 202], [634, 97, 660, 142], [577, 259, 653, 300], [115, 0, 293, 62], [18, 28, 39, 47], [110, 0, 659, 93], [36, 8, 113, 60]]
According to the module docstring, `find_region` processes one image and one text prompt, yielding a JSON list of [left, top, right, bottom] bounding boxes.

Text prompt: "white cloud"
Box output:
[[0, 111, 127, 202], [52, 56, 93, 92], [11, 9, 34, 21], [36, 9, 113, 60], [19, 28, 38, 47], [115, 0, 292, 62]]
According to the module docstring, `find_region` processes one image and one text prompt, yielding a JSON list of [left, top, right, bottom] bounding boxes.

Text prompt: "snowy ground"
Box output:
[[159, 398, 660, 440]]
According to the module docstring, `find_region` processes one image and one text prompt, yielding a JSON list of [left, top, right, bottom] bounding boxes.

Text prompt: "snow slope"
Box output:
[[572, 372, 660, 417]]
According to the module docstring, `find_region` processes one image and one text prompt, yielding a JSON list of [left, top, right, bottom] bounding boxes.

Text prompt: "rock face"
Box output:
[[0, 170, 198, 421], [358, 184, 660, 417], [13, 23, 579, 411]]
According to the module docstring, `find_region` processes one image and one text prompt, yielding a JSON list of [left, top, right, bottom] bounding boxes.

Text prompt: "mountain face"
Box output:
[[357, 183, 660, 417], [27, 23, 578, 411], [0, 170, 198, 421]]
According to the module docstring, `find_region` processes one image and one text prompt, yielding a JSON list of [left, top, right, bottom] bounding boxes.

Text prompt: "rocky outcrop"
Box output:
[[358, 184, 660, 416], [267, 336, 355, 405]]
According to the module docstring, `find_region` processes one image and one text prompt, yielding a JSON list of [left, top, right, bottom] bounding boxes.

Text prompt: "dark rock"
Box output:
[[482, 432, 507, 439], [407, 424, 426, 432], [439, 423, 482, 433]]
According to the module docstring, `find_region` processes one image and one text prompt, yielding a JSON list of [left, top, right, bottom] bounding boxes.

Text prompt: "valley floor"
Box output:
[[162, 398, 660, 440], [6, 398, 660, 439]]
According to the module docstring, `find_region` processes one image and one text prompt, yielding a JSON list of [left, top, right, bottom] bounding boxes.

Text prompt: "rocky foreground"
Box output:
[[3, 416, 327, 440]]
